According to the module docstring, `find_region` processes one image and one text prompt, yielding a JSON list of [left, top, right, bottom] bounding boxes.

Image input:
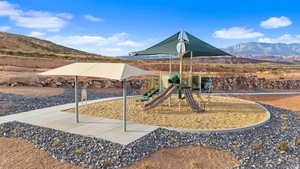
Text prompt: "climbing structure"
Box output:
[[132, 30, 231, 112]]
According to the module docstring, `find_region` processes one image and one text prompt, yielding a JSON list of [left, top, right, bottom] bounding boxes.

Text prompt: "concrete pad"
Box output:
[[0, 98, 158, 145]]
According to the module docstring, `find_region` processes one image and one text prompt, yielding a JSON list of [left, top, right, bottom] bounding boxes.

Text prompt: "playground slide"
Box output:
[[183, 88, 204, 113], [143, 85, 177, 110], [136, 88, 159, 102]]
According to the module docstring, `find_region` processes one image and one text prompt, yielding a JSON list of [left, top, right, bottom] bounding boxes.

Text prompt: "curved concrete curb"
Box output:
[[78, 95, 271, 134], [162, 96, 271, 133]]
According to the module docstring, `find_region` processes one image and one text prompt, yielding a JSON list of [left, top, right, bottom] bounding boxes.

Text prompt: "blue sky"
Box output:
[[0, 0, 300, 56]]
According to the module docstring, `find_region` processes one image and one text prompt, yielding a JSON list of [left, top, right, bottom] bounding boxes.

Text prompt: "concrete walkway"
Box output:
[[0, 98, 158, 145]]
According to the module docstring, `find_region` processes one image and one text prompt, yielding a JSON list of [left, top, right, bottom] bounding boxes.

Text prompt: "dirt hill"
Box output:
[[0, 32, 92, 55], [0, 32, 136, 63]]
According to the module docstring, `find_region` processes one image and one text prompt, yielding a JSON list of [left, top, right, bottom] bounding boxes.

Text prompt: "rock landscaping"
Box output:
[[0, 88, 123, 116], [0, 104, 299, 169]]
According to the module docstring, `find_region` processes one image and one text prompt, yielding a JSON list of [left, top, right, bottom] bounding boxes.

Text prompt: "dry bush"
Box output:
[[190, 159, 202, 169], [281, 123, 289, 130], [51, 141, 61, 147], [278, 142, 288, 152], [12, 129, 24, 136], [295, 137, 300, 146], [251, 143, 262, 150], [73, 148, 85, 155], [140, 162, 157, 169]]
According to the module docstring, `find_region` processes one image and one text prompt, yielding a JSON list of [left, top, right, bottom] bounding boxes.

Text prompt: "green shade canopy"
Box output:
[[130, 31, 231, 57]]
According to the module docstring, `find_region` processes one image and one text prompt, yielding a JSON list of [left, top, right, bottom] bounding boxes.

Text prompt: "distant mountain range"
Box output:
[[224, 42, 300, 56], [1, 31, 300, 63]]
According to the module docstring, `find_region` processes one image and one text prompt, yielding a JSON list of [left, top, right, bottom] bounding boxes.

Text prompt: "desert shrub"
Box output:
[[73, 148, 84, 155], [12, 129, 24, 136], [281, 123, 289, 130], [231, 145, 239, 152], [278, 142, 288, 152], [102, 160, 112, 168], [141, 162, 156, 169], [251, 143, 262, 150], [295, 137, 300, 146], [280, 114, 288, 120], [190, 160, 202, 169], [51, 140, 61, 147], [169, 137, 180, 144], [31, 137, 39, 143]]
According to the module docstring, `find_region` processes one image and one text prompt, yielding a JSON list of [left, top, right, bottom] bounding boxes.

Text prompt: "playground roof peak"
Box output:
[[130, 30, 231, 57]]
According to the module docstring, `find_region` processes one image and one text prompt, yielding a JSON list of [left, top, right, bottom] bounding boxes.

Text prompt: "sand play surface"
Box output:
[[67, 95, 268, 130]]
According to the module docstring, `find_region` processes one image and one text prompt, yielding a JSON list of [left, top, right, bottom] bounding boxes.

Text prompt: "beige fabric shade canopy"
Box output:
[[39, 62, 150, 80], [39, 62, 152, 132]]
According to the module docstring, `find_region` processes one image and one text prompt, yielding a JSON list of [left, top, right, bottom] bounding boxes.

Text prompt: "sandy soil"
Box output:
[[233, 94, 300, 114], [0, 137, 239, 169], [0, 55, 73, 70], [123, 145, 239, 169], [66, 96, 268, 130], [0, 137, 85, 169], [0, 86, 64, 97]]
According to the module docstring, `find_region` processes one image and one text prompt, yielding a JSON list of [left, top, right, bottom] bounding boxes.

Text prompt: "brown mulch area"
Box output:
[[0, 87, 64, 97], [67, 96, 268, 130], [233, 94, 300, 114], [0, 137, 239, 169], [122, 145, 239, 169], [0, 137, 85, 169]]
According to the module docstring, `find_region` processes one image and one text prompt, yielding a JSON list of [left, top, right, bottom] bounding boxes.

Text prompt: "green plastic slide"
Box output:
[[136, 88, 160, 102]]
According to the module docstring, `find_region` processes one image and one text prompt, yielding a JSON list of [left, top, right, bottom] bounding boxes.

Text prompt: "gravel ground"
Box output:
[[0, 88, 124, 116], [0, 104, 299, 169]]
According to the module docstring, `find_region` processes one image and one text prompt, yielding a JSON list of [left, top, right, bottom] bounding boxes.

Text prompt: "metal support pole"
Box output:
[[123, 79, 127, 132], [169, 56, 172, 106], [75, 76, 79, 123], [189, 52, 193, 86], [179, 54, 183, 84], [169, 55, 172, 74]]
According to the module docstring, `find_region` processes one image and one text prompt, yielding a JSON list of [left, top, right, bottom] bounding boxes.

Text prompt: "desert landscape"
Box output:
[[0, 0, 300, 169], [0, 31, 299, 169]]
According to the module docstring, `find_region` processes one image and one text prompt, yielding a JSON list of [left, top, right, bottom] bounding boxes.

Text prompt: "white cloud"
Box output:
[[213, 27, 263, 39], [12, 14, 67, 32], [47, 35, 105, 46], [28, 31, 45, 37], [117, 40, 143, 47], [101, 48, 122, 52], [258, 34, 300, 44], [45, 32, 143, 56], [84, 14, 103, 22], [0, 1, 72, 31], [260, 16, 292, 29], [0, 1, 21, 17], [0, 26, 10, 31], [57, 13, 73, 19]]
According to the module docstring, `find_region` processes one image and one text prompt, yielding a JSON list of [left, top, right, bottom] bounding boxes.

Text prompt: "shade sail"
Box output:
[[39, 63, 151, 80], [131, 30, 231, 57]]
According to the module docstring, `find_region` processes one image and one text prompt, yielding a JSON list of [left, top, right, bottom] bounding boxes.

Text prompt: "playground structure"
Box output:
[[134, 30, 229, 112], [138, 73, 213, 112]]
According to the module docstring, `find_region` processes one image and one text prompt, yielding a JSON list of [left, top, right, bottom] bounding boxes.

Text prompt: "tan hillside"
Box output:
[[0, 32, 136, 63], [0, 32, 91, 55]]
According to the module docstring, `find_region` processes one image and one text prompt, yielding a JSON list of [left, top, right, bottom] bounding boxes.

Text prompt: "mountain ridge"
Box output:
[[224, 42, 300, 56]]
